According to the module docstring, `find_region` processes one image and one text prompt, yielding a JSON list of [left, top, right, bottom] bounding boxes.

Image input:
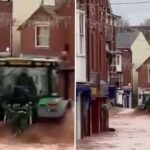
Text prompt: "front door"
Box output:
[[81, 95, 90, 137], [123, 95, 129, 108], [126, 95, 129, 108]]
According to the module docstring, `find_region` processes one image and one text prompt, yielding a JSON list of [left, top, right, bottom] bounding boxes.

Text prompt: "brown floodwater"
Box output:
[[77, 108, 150, 150], [0, 106, 74, 150]]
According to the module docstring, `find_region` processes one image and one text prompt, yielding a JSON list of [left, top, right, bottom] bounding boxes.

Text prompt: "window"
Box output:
[[112, 58, 116, 66], [116, 55, 120, 65], [79, 13, 84, 54], [50, 68, 59, 96], [35, 25, 49, 47], [148, 66, 150, 83], [34, 75, 39, 85], [91, 34, 94, 69], [76, 10, 85, 55]]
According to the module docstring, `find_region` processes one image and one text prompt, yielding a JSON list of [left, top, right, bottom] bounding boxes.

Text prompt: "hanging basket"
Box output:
[[101, 104, 110, 111]]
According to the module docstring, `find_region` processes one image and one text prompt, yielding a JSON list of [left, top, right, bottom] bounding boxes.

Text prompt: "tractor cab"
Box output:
[[0, 57, 70, 120]]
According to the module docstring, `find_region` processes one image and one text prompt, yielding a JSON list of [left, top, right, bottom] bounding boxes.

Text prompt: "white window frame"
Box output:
[[76, 9, 86, 56], [148, 65, 150, 83], [35, 24, 50, 48], [112, 57, 116, 66]]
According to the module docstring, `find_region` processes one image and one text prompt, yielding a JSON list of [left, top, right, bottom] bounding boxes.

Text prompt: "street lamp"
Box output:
[[128, 83, 131, 87], [0, 47, 11, 57], [6, 47, 10, 52]]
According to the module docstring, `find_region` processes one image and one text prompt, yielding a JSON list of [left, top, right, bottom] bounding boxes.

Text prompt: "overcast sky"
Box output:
[[110, 0, 150, 25]]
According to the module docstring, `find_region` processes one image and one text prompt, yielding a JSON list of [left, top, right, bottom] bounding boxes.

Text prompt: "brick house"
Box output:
[[76, 0, 118, 139], [0, 0, 74, 101], [137, 57, 150, 106], [116, 30, 150, 107]]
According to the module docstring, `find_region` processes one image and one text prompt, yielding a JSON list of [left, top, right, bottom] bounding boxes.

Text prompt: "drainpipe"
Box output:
[[86, 2, 90, 81], [61, 48, 69, 100], [10, 14, 12, 56], [10, 0, 13, 57]]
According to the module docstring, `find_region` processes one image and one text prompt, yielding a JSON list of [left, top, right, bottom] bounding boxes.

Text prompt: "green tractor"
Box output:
[[0, 57, 71, 135]]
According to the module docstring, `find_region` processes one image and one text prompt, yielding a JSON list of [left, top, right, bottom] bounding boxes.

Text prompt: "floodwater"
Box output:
[[77, 108, 150, 150], [0, 106, 74, 150]]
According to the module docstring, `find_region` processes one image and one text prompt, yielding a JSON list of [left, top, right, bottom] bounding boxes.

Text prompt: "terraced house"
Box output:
[[76, 0, 119, 139]]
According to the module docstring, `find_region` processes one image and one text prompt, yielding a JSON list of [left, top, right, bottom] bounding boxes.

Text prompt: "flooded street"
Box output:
[[0, 106, 74, 150], [77, 108, 150, 150]]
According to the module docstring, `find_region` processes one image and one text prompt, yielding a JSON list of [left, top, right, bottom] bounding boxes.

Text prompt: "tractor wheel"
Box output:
[[0, 108, 4, 121], [32, 108, 37, 123], [3, 114, 7, 123]]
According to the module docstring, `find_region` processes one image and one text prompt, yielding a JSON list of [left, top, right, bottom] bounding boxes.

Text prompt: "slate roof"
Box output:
[[42, 5, 57, 18], [132, 26, 150, 45], [116, 31, 139, 49], [55, 0, 71, 9]]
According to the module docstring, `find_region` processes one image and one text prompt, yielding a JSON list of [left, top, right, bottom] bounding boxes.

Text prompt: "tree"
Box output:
[[116, 18, 130, 27], [140, 18, 150, 26], [116, 18, 131, 33], [136, 19, 150, 44]]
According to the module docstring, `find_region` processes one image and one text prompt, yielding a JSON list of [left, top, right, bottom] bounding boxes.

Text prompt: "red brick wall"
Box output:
[[138, 59, 150, 88], [20, 1, 74, 66], [122, 49, 132, 86], [57, 1, 75, 66], [0, 1, 12, 52], [78, 0, 108, 83], [20, 20, 66, 56]]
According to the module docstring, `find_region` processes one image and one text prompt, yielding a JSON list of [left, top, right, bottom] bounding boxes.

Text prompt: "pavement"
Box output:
[[77, 107, 150, 150]]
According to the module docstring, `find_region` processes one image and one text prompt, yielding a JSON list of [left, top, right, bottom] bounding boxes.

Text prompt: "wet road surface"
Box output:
[[0, 106, 74, 150], [77, 108, 150, 150]]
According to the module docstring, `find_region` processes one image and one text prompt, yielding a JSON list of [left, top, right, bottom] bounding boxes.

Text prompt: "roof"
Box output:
[[131, 26, 150, 45], [0, 57, 60, 61], [18, 5, 58, 30], [18, 0, 72, 30], [116, 31, 139, 49], [0, 0, 11, 3], [107, 0, 121, 20], [55, 0, 72, 10], [107, 0, 112, 13], [0, 57, 60, 67], [42, 5, 57, 18], [136, 57, 150, 72]]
